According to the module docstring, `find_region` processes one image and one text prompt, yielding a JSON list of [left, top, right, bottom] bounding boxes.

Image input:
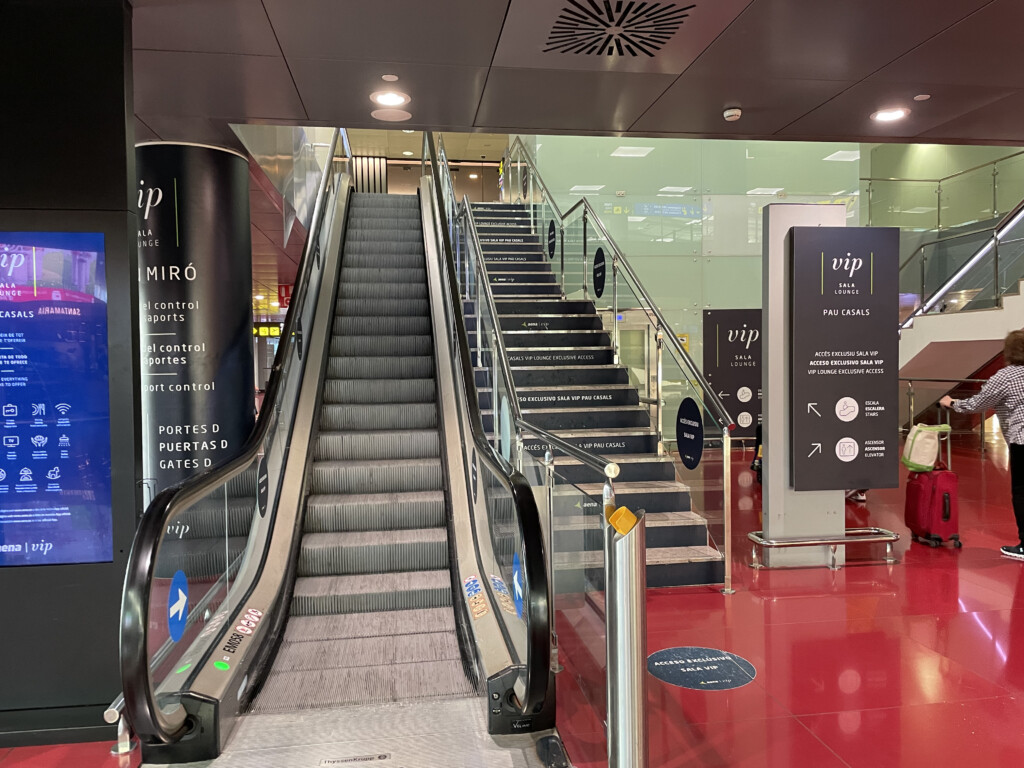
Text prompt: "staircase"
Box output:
[[251, 193, 473, 712], [470, 202, 724, 588]]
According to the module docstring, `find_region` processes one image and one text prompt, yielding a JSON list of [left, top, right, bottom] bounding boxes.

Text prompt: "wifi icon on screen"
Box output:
[[54, 403, 71, 416]]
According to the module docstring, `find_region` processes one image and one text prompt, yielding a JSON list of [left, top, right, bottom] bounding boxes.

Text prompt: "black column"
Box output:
[[0, 0, 140, 746]]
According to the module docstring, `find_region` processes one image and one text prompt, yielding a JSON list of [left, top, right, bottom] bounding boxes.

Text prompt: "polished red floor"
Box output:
[[558, 436, 1024, 768]]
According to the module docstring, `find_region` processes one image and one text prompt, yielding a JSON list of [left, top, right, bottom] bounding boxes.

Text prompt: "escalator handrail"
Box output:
[[506, 136, 735, 431], [424, 132, 550, 718], [120, 128, 345, 744]]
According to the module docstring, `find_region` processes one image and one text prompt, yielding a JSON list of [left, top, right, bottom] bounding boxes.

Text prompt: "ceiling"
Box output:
[[346, 131, 508, 161], [132, 0, 1024, 147]]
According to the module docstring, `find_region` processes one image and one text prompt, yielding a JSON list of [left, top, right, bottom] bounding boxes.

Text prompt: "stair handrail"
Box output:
[[120, 128, 348, 745], [901, 196, 1024, 329], [423, 131, 551, 719], [506, 136, 735, 432]]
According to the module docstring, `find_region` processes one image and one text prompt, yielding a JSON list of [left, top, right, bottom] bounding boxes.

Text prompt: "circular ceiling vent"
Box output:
[[544, 1, 695, 57]]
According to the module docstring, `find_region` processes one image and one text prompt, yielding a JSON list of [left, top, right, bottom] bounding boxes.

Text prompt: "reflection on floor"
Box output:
[[558, 435, 1024, 768]]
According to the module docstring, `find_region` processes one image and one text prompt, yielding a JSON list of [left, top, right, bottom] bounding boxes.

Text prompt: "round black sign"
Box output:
[[676, 397, 704, 470], [593, 247, 606, 298], [547, 221, 556, 260], [256, 455, 269, 517], [648, 647, 756, 691]]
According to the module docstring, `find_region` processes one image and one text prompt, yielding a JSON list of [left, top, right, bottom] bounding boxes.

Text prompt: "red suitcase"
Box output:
[[905, 463, 962, 548]]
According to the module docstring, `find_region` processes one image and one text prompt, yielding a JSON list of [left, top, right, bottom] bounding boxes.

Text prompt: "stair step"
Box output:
[[522, 428, 659, 456], [298, 528, 449, 576], [481, 364, 629, 387], [500, 314, 604, 331], [552, 453, 676, 483], [556, 481, 691, 515], [554, 546, 724, 590], [291, 569, 452, 616], [504, 347, 615, 366], [492, 299, 596, 315], [489, 283, 562, 296], [478, 384, 638, 410], [483, 405, 649, 432]]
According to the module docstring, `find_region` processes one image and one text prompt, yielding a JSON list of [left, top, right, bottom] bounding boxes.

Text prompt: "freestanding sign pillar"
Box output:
[[761, 205, 846, 567]]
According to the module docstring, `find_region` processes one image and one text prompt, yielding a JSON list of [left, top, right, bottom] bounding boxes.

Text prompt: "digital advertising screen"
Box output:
[[0, 232, 113, 566]]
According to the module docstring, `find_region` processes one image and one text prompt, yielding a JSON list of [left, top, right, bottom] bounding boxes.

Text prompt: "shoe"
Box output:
[[845, 489, 867, 503], [1001, 544, 1024, 560]]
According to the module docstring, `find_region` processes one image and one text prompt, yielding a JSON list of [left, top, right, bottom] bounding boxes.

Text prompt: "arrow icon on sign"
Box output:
[[808, 443, 822, 457], [808, 403, 821, 417], [718, 390, 729, 399], [169, 589, 187, 621], [513, 570, 523, 602]]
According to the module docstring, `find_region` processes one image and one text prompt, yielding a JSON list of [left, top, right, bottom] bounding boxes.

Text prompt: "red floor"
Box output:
[[558, 436, 1024, 767]]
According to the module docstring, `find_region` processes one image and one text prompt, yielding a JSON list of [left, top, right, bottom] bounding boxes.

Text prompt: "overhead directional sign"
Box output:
[[512, 552, 524, 618], [789, 227, 899, 491], [168, 569, 189, 643]]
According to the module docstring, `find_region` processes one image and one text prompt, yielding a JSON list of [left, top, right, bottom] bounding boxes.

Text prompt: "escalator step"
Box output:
[[314, 429, 439, 461], [297, 528, 449, 576], [347, 228, 423, 243], [304, 491, 445, 533], [333, 315, 431, 336], [342, 241, 425, 256], [339, 282, 428, 300], [347, 218, 421, 231], [322, 378, 436, 405], [335, 298, 430, 318], [326, 355, 434, 380], [284, 607, 455, 642], [271, 625, 461, 673], [290, 569, 451, 616], [310, 457, 443, 495], [342, 252, 425, 269], [319, 403, 437, 431], [340, 267, 428, 285], [331, 334, 433, 357]]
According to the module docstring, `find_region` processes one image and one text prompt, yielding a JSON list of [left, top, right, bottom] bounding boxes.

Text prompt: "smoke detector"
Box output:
[[723, 107, 742, 122]]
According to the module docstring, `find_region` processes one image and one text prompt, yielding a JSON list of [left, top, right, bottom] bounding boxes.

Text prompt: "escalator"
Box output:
[[118, 131, 553, 764]]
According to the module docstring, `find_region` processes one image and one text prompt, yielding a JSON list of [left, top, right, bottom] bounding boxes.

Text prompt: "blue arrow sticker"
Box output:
[[168, 569, 189, 643], [511, 553, 524, 618]]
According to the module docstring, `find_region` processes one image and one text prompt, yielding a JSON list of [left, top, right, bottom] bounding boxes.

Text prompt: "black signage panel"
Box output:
[[702, 309, 761, 439], [593, 247, 606, 299], [547, 220, 556, 260], [137, 144, 255, 491], [789, 227, 899, 491], [675, 397, 704, 470]]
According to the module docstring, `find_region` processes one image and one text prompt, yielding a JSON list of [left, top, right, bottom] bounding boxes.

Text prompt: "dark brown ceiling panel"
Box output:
[[134, 50, 307, 120], [631, 75, 851, 135], [132, 0, 280, 56], [262, 0, 510, 67], [134, 117, 160, 143], [476, 67, 675, 132], [682, 0, 992, 83], [921, 91, 1024, 143], [778, 80, 1016, 139], [288, 58, 488, 128], [871, 0, 1024, 89], [492, 0, 753, 74], [134, 115, 249, 153]]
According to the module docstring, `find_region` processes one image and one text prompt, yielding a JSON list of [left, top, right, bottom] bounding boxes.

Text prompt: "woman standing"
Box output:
[[940, 329, 1024, 560]]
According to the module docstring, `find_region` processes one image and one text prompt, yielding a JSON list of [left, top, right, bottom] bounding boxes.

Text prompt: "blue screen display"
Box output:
[[0, 232, 113, 566]]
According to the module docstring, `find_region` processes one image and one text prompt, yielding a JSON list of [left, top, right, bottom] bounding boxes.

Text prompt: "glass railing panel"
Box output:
[[550, 468, 607, 748], [562, 207, 587, 302], [867, 179, 939, 231], [996, 236, 1024, 299], [997, 155, 1024, 216], [941, 166, 997, 230]]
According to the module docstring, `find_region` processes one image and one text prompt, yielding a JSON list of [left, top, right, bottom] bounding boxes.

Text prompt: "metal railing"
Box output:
[[748, 528, 899, 570], [901, 376, 994, 458]]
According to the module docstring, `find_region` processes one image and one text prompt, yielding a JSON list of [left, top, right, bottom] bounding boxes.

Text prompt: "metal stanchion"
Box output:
[[543, 449, 563, 673], [604, 509, 648, 768]]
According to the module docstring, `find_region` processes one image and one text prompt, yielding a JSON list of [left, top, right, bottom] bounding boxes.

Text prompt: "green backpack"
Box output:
[[901, 423, 952, 472]]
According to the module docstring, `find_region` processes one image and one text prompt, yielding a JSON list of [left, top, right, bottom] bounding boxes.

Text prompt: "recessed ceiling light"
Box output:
[[469, 173, 479, 179], [658, 186, 692, 193], [871, 107, 910, 122], [610, 146, 654, 158], [569, 184, 605, 193], [628, 216, 647, 223], [371, 91, 410, 107], [371, 108, 412, 122], [271, 301, 280, 307], [381, 74, 399, 82], [747, 187, 784, 195], [402, 129, 415, 133], [914, 94, 931, 101], [402, 151, 414, 156], [822, 150, 860, 162], [254, 294, 265, 300]]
